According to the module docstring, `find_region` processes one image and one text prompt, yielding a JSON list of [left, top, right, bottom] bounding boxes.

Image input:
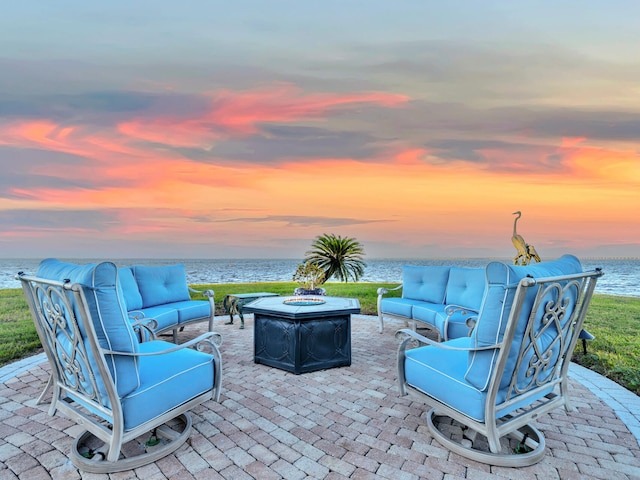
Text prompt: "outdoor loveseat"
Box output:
[[377, 265, 485, 338], [118, 263, 215, 342]]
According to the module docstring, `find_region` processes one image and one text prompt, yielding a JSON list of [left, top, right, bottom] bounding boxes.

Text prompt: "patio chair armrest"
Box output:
[[395, 329, 500, 352], [444, 304, 479, 317], [127, 311, 159, 341], [128, 310, 144, 321], [131, 318, 158, 341], [189, 286, 214, 299], [466, 316, 478, 330], [377, 284, 403, 296], [443, 304, 480, 338], [103, 331, 223, 357]]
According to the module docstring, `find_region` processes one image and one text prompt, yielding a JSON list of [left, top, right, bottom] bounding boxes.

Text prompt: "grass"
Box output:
[[2, 283, 639, 395], [0, 288, 43, 365], [572, 294, 640, 395]]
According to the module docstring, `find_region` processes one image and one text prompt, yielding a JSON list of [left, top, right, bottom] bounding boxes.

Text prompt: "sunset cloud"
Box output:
[[217, 215, 387, 227], [1, 2, 639, 258]]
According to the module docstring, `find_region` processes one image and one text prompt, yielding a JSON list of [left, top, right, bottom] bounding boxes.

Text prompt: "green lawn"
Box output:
[[2, 283, 638, 395], [571, 294, 640, 394]]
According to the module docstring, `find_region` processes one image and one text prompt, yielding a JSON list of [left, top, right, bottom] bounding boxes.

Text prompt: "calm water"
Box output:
[[1, 258, 638, 297]]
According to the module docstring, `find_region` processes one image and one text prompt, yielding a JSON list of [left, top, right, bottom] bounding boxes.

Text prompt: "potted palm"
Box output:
[[292, 261, 326, 295]]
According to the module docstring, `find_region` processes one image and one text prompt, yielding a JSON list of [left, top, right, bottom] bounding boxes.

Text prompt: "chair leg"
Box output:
[[70, 413, 192, 473], [426, 409, 547, 467], [36, 374, 53, 405]]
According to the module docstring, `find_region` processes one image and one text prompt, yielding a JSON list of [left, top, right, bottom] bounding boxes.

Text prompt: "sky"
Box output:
[[1, 1, 639, 260]]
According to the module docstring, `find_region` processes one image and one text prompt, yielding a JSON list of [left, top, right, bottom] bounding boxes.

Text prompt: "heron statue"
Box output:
[[511, 211, 541, 265]]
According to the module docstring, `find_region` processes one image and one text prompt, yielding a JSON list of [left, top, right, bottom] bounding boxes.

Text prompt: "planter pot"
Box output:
[[293, 288, 327, 296]]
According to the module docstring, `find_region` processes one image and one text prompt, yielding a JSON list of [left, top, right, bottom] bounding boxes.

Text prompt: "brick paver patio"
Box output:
[[1, 314, 639, 479]]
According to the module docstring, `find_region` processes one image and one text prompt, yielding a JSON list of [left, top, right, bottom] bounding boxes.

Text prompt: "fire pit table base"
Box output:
[[243, 296, 360, 374]]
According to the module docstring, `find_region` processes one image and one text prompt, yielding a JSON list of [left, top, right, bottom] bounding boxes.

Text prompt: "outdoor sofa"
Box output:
[[377, 265, 485, 339], [38, 259, 215, 342]]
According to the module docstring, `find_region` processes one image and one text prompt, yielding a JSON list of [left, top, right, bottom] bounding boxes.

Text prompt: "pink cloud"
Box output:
[[116, 84, 409, 147], [204, 84, 408, 134]]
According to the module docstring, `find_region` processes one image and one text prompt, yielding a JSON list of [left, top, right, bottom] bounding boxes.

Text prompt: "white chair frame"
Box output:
[[397, 269, 603, 466], [18, 273, 222, 473]]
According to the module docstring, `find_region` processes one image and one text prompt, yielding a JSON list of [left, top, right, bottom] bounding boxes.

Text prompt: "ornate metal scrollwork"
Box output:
[[509, 279, 582, 397], [33, 282, 100, 402]]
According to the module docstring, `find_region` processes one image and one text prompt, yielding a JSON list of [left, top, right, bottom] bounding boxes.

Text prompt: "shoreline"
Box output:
[[2, 284, 638, 299], [3, 257, 638, 297]]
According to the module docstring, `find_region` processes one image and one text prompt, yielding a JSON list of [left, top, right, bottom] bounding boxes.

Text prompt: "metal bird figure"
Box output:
[[511, 211, 541, 265]]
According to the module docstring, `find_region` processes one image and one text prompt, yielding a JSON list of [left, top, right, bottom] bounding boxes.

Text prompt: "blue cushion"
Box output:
[[132, 265, 191, 308], [118, 267, 143, 311], [404, 337, 554, 422], [445, 267, 486, 310], [402, 266, 450, 303], [121, 340, 214, 431], [412, 303, 446, 327], [465, 255, 583, 391], [36, 259, 140, 399], [404, 338, 488, 422], [134, 306, 179, 332], [380, 297, 424, 318], [433, 309, 475, 340], [164, 300, 212, 324]]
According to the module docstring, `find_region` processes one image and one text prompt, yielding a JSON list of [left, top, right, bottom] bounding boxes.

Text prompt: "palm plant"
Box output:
[[304, 234, 366, 283]]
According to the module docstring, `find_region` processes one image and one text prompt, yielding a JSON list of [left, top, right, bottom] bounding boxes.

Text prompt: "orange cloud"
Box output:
[[559, 141, 640, 184], [117, 119, 218, 148], [204, 84, 409, 133], [1, 121, 87, 158], [2, 87, 638, 257], [116, 84, 409, 147]]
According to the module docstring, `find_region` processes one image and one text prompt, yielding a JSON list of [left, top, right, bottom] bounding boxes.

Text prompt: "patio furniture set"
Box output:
[[17, 254, 602, 472]]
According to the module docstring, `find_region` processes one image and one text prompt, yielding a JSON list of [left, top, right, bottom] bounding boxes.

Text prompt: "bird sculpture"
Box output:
[[511, 211, 541, 265]]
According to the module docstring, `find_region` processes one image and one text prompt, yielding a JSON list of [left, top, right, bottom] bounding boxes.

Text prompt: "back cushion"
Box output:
[[118, 267, 143, 311], [465, 255, 583, 390], [36, 259, 140, 399], [445, 267, 486, 310], [132, 264, 191, 308], [402, 266, 450, 303]]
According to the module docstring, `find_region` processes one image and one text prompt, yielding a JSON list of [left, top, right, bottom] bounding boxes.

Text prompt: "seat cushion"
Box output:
[[402, 266, 450, 303], [404, 337, 554, 422], [380, 297, 425, 318], [404, 337, 488, 422], [132, 264, 191, 308], [164, 300, 212, 324], [36, 259, 140, 399], [412, 303, 446, 328], [134, 306, 179, 332], [121, 340, 215, 431]]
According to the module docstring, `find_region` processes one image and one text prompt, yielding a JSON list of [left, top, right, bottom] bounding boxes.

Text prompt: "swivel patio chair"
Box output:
[[397, 255, 603, 466], [18, 259, 222, 473]]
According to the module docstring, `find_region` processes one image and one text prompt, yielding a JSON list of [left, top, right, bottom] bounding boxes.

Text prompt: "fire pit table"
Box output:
[[242, 295, 360, 374]]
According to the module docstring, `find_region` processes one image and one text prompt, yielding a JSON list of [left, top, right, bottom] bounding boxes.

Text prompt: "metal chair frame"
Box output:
[[397, 269, 603, 466], [18, 273, 222, 473]]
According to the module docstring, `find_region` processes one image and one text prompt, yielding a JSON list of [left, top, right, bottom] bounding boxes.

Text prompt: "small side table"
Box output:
[[223, 292, 279, 329]]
